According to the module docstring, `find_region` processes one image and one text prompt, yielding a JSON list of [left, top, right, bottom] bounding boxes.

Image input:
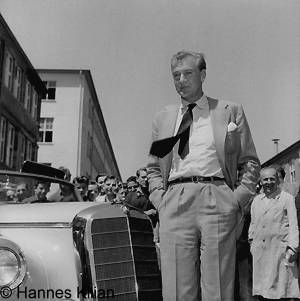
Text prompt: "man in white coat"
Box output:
[[249, 167, 300, 300]]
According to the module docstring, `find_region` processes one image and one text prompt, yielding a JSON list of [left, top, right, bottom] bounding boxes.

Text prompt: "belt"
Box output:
[[168, 176, 225, 186]]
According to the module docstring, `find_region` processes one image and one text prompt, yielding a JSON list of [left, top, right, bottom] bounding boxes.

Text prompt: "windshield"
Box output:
[[0, 172, 80, 204]]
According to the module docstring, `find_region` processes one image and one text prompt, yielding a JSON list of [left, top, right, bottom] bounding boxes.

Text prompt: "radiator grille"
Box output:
[[91, 215, 162, 300]]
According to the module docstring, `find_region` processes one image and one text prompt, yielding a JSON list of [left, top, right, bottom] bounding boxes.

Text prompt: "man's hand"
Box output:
[[285, 248, 297, 265], [144, 209, 157, 216]]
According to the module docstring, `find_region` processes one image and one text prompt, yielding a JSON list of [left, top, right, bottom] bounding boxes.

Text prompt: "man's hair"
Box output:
[[58, 166, 71, 181], [126, 176, 137, 183], [136, 167, 147, 178], [171, 50, 206, 72], [95, 173, 108, 182], [72, 176, 89, 186], [104, 175, 116, 183], [260, 167, 278, 180]]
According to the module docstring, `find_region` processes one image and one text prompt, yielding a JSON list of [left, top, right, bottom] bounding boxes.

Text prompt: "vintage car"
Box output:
[[0, 162, 162, 301]]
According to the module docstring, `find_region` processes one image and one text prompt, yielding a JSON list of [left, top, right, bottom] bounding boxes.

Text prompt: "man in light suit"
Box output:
[[147, 50, 260, 301]]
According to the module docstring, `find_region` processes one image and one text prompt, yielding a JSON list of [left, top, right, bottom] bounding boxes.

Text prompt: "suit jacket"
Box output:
[[147, 97, 260, 211]]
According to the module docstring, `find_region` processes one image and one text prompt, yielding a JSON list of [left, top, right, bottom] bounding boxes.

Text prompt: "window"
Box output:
[[5, 123, 15, 168], [0, 117, 7, 162], [25, 139, 32, 161], [19, 133, 26, 167], [13, 65, 24, 102], [24, 80, 32, 111], [4, 51, 15, 92], [39, 118, 54, 143], [31, 89, 38, 120], [43, 81, 56, 100], [290, 162, 296, 182]]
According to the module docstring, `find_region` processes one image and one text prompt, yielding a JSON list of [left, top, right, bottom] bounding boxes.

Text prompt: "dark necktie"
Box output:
[[150, 103, 196, 159]]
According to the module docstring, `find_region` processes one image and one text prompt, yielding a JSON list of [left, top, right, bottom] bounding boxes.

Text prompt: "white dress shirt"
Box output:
[[169, 95, 223, 181]]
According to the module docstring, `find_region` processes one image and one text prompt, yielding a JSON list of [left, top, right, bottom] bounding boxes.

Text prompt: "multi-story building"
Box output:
[[37, 69, 121, 180], [0, 14, 46, 170], [262, 140, 300, 183]]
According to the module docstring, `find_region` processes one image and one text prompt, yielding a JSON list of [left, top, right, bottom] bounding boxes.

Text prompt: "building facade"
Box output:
[[0, 14, 45, 171], [37, 69, 121, 180], [262, 140, 300, 183]]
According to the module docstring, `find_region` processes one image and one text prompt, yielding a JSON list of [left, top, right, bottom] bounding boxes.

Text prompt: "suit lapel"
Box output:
[[161, 105, 178, 187], [208, 97, 230, 173], [160, 105, 178, 139]]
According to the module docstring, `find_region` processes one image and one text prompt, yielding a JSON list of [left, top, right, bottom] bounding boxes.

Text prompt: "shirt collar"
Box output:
[[180, 94, 208, 111]]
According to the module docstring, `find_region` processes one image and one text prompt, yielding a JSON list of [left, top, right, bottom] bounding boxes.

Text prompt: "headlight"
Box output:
[[0, 238, 27, 289]]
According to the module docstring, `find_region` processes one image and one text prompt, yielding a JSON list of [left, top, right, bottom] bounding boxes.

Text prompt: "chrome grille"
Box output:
[[91, 215, 162, 300]]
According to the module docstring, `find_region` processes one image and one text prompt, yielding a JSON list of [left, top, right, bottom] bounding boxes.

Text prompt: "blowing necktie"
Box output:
[[150, 103, 196, 159]]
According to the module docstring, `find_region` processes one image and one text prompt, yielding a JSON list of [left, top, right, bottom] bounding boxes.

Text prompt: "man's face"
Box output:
[[103, 178, 117, 195], [172, 55, 205, 103], [88, 184, 98, 201], [127, 181, 138, 192], [97, 176, 107, 193], [137, 170, 148, 188], [16, 184, 27, 201], [260, 168, 279, 195], [75, 183, 88, 197], [35, 183, 50, 200]]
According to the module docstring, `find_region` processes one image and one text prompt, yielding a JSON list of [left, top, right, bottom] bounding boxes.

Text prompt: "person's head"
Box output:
[[260, 167, 279, 196], [6, 189, 15, 202], [136, 167, 148, 188], [103, 176, 118, 196], [271, 164, 286, 183], [16, 183, 28, 202], [73, 176, 89, 198], [58, 166, 71, 182], [34, 181, 50, 200], [122, 183, 128, 195], [95, 173, 107, 195], [116, 186, 127, 203], [171, 50, 206, 103], [87, 183, 98, 201], [126, 176, 138, 192]]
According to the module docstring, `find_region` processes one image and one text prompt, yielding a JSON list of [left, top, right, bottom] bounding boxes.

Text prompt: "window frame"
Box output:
[[31, 88, 38, 120], [0, 117, 7, 163], [13, 65, 24, 102], [4, 51, 15, 92], [39, 117, 54, 143], [42, 81, 56, 101], [5, 122, 15, 168]]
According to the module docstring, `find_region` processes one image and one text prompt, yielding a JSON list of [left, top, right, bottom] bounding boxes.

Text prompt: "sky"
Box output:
[[1, 0, 300, 180]]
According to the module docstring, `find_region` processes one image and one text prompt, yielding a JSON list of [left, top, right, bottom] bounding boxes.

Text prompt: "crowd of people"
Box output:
[[71, 167, 156, 214]]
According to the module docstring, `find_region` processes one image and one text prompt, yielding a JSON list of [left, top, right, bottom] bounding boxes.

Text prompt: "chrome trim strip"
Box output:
[[0, 222, 72, 228], [126, 216, 139, 300]]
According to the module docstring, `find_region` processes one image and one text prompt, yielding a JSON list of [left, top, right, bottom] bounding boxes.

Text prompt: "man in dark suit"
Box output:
[[147, 50, 260, 301]]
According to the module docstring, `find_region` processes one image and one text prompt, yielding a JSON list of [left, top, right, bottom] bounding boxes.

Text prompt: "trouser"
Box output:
[[158, 181, 239, 301]]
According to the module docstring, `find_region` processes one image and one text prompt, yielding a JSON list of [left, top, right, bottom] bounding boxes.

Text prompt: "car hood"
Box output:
[[0, 202, 104, 224]]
